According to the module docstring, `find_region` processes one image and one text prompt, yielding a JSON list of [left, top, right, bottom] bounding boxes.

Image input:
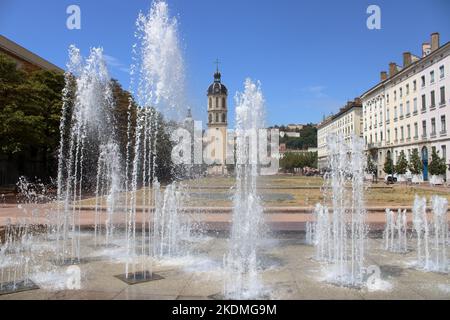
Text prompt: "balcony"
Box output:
[[400, 115, 404, 120], [394, 117, 398, 122], [413, 110, 418, 116], [422, 134, 427, 140], [406, 113, 410, 118], [367, 142, 381, 150], [430, 132, 437, 138], [430, 104, 436, 111], [440, 101, 446, 108], [414, 135, 419, 141], [386, 119, 390, 125], [421, 108, 426, 114], [440, 130, 447, 137]]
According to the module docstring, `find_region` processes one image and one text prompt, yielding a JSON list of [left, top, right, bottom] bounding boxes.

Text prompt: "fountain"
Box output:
[[383, 209, 408, 253], [223, 78, 266, 299], [413, 195, 448, 273], [313, 203, 331, 260], [121, 0, 188, 281], [312, 134, 367, 287], [55, 45, 120, 265]]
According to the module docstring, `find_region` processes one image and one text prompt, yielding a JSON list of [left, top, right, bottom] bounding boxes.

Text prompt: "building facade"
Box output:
[[361, 33, 450, 181], [317, 98, 363, 169], [206, 68, 228, 175]]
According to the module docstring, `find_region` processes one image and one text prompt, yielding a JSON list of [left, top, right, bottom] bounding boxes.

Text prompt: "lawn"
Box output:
[[78, 175, 450, 208]]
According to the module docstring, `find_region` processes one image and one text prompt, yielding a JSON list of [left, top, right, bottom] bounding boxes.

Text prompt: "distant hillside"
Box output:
[[270, 123, 317, 150]]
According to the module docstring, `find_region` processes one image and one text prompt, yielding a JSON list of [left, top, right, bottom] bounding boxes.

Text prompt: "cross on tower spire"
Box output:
[[214, 58, 220, 73]]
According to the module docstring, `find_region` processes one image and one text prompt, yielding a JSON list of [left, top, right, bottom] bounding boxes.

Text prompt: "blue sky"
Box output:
[[0, 0, 449, 127]]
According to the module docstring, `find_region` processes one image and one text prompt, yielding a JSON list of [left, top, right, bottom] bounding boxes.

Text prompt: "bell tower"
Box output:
[[206, 61, 228, 174]]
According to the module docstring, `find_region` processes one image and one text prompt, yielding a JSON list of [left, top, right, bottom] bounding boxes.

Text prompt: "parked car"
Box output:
[[384, 174, 397, 184]]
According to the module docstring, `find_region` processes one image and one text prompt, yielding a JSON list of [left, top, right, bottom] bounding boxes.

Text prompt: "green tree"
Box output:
[[366, 155, 377, 175], [408, 149, 422, 175], [428, 149, 447, 176], [0, 53, 65, 179], [383, 155, 394, 175], [280, 152, 318, 172], [395, 150, 408, 175]]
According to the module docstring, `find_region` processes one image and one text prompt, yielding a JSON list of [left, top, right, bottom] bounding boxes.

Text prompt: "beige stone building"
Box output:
[[317, 99, 363, 169], [361, 33, 450, 181]]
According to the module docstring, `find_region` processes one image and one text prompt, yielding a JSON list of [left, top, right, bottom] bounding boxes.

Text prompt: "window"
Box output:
[[421, 94, 426, 110], [406, 84, 409, 95], [400, 88, 403, 97], [387, 94, 389, 103], [222, 113, 226, 123], [422, 120, 427, 137], [440, 65, 445, 79], [222, 97, 226, 109], [395, 128, 398, 141], [431, 118, 436, 135], [386, 108, 390, 121], [421, 75, 425, 87], [406, 101, 410, 115], [400, 103, 403, 117], [400, 126, 404, 140], [414, 122, 418, 138], [430, 70, 435, 83], [442, 145, 447, 161], [394, 90, 397, 101], [394, 106, 398, 119], [209, 98, 212, 109], [441, 115, 447, 133], [413, 80, 417, 91], [387, 129, 390, 142], [440, 86, 446, 105], [209, 113, 212, 123], [413, 98, 418, 113], [430, 90, 435, 108], [380, 131, 383, 141], [407, 125, 411, 139]]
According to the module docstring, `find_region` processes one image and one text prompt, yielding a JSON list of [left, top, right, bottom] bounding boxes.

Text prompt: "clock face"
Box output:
[[215, 87, 220, 93]]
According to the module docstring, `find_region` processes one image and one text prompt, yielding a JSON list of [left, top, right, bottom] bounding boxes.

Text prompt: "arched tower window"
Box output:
[[209, 114, 212, 124], [216, 97, 219, 109], [222, 113, 226, 123], [215, 113, 219, 123], [222, 97, 226, 109], [209, 97, 212, 109]]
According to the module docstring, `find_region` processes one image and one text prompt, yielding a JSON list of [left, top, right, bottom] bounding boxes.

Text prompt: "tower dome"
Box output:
[[207, 71, 228, 95]]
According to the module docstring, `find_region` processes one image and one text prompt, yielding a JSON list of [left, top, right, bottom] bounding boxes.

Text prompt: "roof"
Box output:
[[0, 35, 64, 73], [207, 71, 228, 95], [360, 41, 450, 99], [317, 99, 362, 129]]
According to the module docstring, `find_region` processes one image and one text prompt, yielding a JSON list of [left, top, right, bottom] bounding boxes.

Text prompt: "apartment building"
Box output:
[[361, 33, 449, 181], [317, 98, 363, 169]]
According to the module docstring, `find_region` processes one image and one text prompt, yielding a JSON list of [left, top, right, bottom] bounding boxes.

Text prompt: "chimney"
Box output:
[[380, 71, 388, 81], [431, 32, 440, 52], [389, 62, 398, 77], [403, 52, 412, 67], [422, 42, 431, 57]]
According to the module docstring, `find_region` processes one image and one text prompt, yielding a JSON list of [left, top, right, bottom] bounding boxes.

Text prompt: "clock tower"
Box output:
[[206, 64, 228, 175]]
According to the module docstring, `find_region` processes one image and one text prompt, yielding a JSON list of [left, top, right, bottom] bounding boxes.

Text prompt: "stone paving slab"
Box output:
[[0, 233, 449, 300]]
